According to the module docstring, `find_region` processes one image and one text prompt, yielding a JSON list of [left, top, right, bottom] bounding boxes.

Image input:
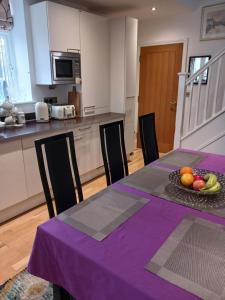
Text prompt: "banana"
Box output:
[[201, 181, 221, 193], [202, 173, 218, 189]]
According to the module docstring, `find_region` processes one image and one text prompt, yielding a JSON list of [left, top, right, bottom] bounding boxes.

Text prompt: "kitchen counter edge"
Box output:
[[0, 113, 125, 142]]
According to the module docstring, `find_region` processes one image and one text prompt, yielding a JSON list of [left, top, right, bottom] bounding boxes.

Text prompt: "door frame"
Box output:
[[134, 38, 189, 148]]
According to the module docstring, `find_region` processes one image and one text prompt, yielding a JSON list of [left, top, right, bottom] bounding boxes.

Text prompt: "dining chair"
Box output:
[[35, 131, 83, 218], [139, 113, 159, 165], [99, 120, 128, 186]]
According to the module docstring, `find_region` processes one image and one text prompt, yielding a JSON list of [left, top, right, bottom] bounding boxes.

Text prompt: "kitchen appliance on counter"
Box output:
[[51, 105, 76, 120], [35, 101, 49, 122], [51, 51, 81, 85]]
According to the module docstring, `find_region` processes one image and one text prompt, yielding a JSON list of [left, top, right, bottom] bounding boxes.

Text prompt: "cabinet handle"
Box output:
[[79, 126, 91, 131], [67, 48, 80, 53], [74, 137, 83, 141]]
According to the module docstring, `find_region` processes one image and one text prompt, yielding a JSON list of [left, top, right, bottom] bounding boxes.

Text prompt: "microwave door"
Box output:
[[52, 57, 74, 84]]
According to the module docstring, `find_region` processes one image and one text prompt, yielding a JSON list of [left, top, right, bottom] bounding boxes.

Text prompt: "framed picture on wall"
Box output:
[[188, 55, 211, 84], [201, 3, 225, 40]]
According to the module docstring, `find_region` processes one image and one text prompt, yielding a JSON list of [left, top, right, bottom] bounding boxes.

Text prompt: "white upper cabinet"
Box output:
[[30, 1, 80, 84], [48, 2, 80, 52], [109, 17, 138, 113], [80, 12, 110, 115], [125, 17, 138, 98]]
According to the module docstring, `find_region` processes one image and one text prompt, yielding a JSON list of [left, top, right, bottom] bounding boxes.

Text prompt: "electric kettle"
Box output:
[[35, 101, 49, 122]]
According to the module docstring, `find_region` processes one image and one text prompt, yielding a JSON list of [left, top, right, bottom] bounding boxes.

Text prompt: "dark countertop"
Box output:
[[0, 113, 124, 142]]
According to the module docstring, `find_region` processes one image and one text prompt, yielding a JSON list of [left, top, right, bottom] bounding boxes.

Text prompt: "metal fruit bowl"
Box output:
[[168, 169, 225, 196]]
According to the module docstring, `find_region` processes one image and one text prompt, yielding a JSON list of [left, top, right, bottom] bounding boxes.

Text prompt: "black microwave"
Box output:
[[51, 51, 81, 85]]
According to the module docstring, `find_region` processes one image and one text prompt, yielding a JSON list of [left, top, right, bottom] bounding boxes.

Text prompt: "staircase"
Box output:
[[174, 48, 225, 155]]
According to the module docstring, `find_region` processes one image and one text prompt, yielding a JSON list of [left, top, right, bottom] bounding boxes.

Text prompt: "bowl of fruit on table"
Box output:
[[169, 166, 225, 195]]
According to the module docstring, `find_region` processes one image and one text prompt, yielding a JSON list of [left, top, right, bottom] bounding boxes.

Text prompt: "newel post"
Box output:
[[173, 72, 188, 149]]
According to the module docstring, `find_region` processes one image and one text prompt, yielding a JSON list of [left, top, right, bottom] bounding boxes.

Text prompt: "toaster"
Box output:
[[51, 105, 76, 120]]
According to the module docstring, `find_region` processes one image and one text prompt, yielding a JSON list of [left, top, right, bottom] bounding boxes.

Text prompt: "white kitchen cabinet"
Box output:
[[48, 2, 80, 52], [30, 1, 80, 84], [23, 147, 42, 198], [0, 140, 27, 211], [80, 12, 110, 116], [22, 130, 64, 198], [109, 17, 138, 154], [74, 126, 100, 175]]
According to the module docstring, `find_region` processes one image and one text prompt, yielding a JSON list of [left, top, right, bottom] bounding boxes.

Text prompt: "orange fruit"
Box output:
[[180, 166, 193, 176], [180, 173, 194, 187]]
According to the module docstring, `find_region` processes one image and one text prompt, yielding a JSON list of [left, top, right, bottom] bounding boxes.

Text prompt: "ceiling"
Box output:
[[29, 0, 205, 19]]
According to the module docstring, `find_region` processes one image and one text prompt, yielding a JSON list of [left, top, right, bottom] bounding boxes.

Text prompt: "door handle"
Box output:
[[169, 101, 177, 105]]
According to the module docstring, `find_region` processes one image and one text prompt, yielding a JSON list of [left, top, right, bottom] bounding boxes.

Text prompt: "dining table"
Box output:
[[28, 148, 225, 300]]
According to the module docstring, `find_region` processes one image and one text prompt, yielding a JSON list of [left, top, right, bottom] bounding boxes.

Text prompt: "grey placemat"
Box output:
[[156, 151, 204, 168], [57, 188, 148, 241], [120, 164, 225, 220], [120, 166, 171, 196], [146, 215, 225, 300]]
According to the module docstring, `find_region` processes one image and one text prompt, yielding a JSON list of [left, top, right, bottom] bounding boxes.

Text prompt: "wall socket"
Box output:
[[43, 97, 58, 104]]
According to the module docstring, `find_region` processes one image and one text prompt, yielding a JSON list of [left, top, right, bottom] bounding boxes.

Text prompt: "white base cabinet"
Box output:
[[0, 140, 27, 211], [74, 125, 100, 175]]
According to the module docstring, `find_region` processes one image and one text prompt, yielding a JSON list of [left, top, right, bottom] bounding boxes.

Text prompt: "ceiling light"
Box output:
[[151, 7, 157, 11]]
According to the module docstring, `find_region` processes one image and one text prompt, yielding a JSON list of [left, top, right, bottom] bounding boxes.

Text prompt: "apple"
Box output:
[[193, 175, 203, 181], [193, 179, 205, 191]]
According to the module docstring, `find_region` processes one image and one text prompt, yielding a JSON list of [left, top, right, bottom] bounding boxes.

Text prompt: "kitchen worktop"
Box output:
[[0, 113, 124, 142]]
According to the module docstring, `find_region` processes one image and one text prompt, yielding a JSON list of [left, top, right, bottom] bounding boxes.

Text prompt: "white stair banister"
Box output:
[[174, 72, 188, 149]]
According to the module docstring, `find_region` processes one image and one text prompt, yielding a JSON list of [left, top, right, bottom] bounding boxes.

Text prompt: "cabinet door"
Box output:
[[22, 130, 64, 198], [74, 129, 100, 175], [124, 123, 135, 155], [80, 12, 110, 113], [48, 2, 80, 52], [23, 147, 43, 198], [0, 141, 27, 211], [125, 17, 138, 97]]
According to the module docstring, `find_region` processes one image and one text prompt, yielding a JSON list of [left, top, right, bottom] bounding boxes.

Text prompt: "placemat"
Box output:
[[120, 165, 225, 219], [155, 151, 204, 168], [57, 188, 148, 241], [120, 166, 171, 196], [146, 215, 225, 300]]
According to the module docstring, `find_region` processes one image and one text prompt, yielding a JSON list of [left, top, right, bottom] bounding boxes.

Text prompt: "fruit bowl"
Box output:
[[169, 169, 225, 195]]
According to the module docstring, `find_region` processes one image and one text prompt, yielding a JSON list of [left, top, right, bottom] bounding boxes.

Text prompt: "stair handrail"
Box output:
[[186, 47, 225, 85]]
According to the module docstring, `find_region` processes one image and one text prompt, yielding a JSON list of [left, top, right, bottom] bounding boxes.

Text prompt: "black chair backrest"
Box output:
[[100, 120, 128, 186], [139, 113, 159, 165], [35, 131, 83, 218]]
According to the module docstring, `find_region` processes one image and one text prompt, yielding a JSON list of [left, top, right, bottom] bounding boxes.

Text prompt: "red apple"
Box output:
[[193, 175, 203, 181], [193, 179, 206, 191]]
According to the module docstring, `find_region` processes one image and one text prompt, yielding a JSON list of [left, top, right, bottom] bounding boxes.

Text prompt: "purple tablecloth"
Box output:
[[28, 149, 225, 300]]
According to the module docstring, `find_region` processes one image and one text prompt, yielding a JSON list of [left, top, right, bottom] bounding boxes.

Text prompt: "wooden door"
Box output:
[[138, 43, 183, 153]]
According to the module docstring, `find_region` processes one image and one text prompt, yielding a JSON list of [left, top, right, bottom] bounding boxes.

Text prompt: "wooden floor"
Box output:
[[0, 149, 145, 284]]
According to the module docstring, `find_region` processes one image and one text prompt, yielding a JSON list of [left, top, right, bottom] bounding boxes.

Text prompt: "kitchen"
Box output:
[[2, 1, 225, 299], [0, 0, 138, 223]]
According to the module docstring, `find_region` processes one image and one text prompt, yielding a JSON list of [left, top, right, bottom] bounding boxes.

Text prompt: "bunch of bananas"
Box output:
[[201, 173, 221, 193]]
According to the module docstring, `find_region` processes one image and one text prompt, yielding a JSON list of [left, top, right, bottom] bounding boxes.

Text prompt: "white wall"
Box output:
[[138, 0, 225, 66]]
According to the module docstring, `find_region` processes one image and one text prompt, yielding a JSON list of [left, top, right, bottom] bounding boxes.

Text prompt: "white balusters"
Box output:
[[173, 72, 187, 149], [174, 47, 225, 148]]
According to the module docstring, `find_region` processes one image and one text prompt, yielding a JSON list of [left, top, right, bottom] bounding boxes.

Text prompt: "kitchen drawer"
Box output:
[[22, 130, 65, 149], [72, 124, 98, 136]]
